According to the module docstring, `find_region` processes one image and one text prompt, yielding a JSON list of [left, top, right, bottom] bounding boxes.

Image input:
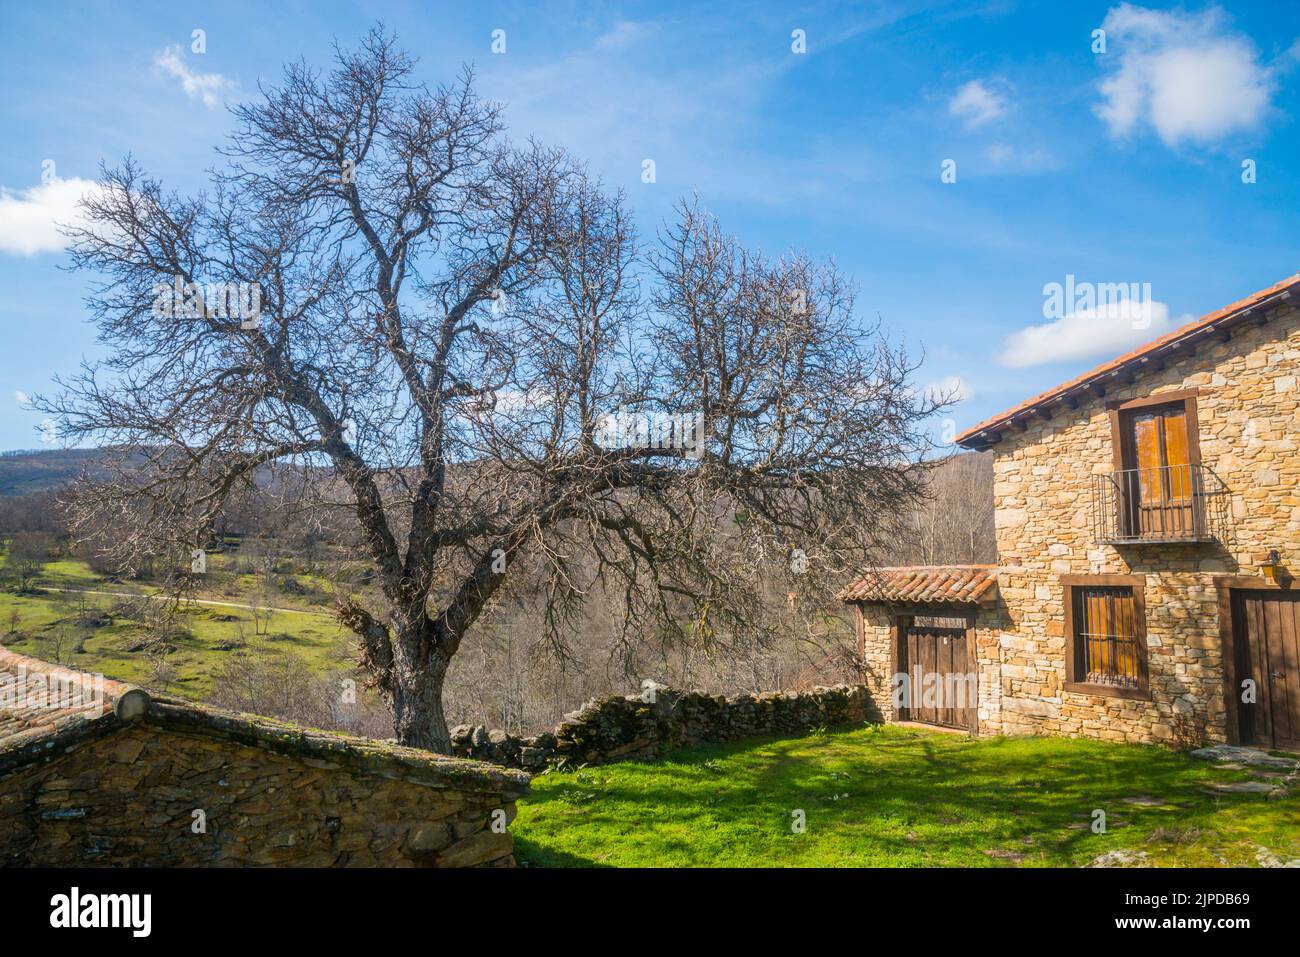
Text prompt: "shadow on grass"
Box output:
[[515, 725, 1271, 867], [512, 834, 607, 868]]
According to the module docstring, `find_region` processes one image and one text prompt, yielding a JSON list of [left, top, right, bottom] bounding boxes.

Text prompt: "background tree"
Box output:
[[8, 531, 55, 591], [43, 28, 942, 752], [900, 451, 996, 566]]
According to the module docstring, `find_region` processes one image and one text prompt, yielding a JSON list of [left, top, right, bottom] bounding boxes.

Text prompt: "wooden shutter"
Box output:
[[1064, 575, 1150, 698], [1074, 586, 1141, 687], [1162, 405, 1191, 498], [1129, 412, 1163, 501]]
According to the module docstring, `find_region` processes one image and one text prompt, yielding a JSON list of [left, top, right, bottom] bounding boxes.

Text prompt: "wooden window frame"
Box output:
[[1061, 574, 1150, 700], [1106, 388, 1202, 475]]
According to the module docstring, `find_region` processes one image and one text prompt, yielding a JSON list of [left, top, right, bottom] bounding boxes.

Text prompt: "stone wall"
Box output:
[[0, 705, 530, 867], [856, 606, 899, 724], [856, 301, 1300, 748], [451, 683, 877, 770]]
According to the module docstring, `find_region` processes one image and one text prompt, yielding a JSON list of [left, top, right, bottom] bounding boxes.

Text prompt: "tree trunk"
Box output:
[[389, 642, 453, 753]]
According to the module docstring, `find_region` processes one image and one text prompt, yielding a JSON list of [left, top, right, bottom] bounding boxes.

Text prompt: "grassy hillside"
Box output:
[[514, 725, 1300, 867], [0, 590, 348, 699], [0, 546, 350, 701]]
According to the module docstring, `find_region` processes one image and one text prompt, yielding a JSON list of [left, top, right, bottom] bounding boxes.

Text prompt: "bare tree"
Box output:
[[250, 589, 276, 637], [7, 531, 55, 591], [210, 649, 393, 739], [43, 626, 67, 665], [42, 28, 941, 751], [897, 451, 995, 566]]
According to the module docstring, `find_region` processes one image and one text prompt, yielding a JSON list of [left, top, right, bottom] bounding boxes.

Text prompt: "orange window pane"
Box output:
[[1163, 407, 1190, 498], [1129, 413, 1162, 500]]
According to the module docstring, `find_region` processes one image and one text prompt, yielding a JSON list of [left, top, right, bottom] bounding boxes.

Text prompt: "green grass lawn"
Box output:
[[513, 725, 1300, 867]]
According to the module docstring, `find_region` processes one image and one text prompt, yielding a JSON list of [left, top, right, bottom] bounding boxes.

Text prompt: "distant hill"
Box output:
[[0, 448, 104, 495]]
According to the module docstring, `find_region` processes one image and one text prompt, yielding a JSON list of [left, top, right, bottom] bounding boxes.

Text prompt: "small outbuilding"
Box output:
[[0, 648, 529, 867]]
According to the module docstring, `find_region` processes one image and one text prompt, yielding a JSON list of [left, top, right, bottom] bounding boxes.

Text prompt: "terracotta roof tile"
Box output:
[[839, 565, 997, 605], [955, 273, 1300, 449], [0, 647, 146, 753]]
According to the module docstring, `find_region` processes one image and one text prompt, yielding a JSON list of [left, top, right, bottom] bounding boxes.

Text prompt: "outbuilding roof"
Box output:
[[839, 565, 997, 605]]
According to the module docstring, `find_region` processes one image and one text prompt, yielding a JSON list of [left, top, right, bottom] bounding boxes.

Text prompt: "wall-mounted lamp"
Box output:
[[1262, 549, 1282, 584]]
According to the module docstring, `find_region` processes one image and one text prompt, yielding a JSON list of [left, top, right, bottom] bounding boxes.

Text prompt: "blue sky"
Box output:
[[1, 0, 1298, 451]]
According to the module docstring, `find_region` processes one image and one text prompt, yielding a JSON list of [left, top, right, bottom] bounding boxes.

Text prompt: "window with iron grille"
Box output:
[[1062, 575, 1149, 699]]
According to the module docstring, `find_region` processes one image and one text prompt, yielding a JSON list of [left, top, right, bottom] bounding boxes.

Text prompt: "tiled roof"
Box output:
[[955, 273, 1300, 450], [0, 647, 529, 795], [839, 565, 997, 605], [0, 647, 148, 760]]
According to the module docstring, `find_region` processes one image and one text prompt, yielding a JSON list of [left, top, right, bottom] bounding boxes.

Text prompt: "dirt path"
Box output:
[[37, 586, 311, 617]]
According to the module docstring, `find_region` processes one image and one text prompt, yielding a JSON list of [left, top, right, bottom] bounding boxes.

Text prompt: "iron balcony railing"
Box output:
[[1091, 464, 1230, 544]]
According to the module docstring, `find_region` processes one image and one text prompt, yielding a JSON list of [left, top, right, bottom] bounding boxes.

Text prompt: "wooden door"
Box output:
[[1123, 403, 1195, 537], [903, 617, 975, 730], [1233, 591, 1300, 752]]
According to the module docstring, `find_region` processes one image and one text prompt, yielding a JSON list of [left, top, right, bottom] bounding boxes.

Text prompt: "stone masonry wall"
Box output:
[[0, 720, 529, 867], [451, 683, 877, 770], [858, 303, 1300, 747], [985, 304, 1300, 745], [857, 606, 899, 723]]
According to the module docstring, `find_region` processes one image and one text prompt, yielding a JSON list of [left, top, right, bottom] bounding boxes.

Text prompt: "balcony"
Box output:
[[1091, 464, 1230, 545]]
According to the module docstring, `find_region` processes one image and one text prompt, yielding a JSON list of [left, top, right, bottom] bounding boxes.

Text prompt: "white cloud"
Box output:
[[999, 300, 1186, 369], [948, 79, 1008, 129], [923, 375, 974, 404], [38, 418, 57, 445], [15, 391, 29, 406], [154, 45, 237, 108], [0, 177, 100, 256], [1095, 4, 1275, 147]]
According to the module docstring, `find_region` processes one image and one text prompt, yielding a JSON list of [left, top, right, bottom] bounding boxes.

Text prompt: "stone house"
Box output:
[[845, 274, 1300, 751], [0, 648, 530, 866]]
